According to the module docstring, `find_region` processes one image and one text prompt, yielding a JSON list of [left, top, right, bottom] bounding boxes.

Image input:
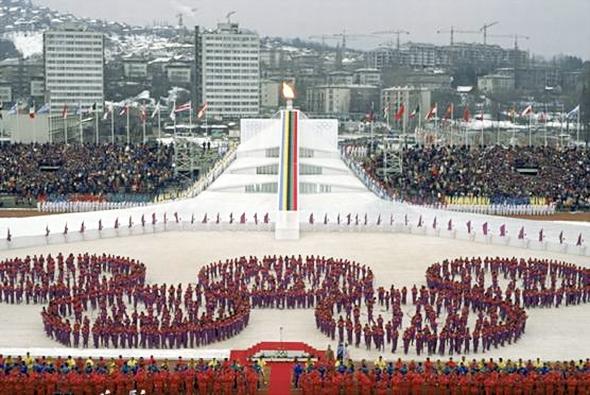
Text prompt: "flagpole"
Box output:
[[544, 103, 548, 147], [64, 106, 68, 144], [480, 104, 484, 146], [530, 111, 533, 146], [48, 97, 52, 144], [434, 102, 438, 144], [142, 108, 147, 144], [450, 104, 454, 146], [416, 105, 420, 143], [126, 106, 130, 144], [32, 109, 37, 144], [189, 102, 192, 137], [111, 106, 114, 144], [95, 106, 99, 144], [79, 102, 83, 144], [576, 104, 588, 144], [158, 103, 162, 142], [15, 101, 20, 142]]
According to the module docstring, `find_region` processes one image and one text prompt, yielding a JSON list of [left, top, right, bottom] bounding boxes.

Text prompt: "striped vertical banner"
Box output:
[[278, 109, 299, 211]]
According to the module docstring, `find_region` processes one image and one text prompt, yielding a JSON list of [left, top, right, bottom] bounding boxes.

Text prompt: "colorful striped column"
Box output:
[[278, 109, 299, 211]]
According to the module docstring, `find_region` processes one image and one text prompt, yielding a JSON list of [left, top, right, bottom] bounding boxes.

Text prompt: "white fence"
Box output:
[[1, 212, 587, 257]]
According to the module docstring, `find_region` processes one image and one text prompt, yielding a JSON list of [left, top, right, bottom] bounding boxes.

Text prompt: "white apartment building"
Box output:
[[195, 22, 260, 119], [44, 24, 104, 115]]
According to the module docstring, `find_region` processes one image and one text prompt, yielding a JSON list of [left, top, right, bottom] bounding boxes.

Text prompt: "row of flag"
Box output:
[[381, 102, 581, 123], [0, 100, 209, 122]]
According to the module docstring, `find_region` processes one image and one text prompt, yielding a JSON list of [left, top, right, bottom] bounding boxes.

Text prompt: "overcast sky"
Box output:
[[37, 0, 590, 59]]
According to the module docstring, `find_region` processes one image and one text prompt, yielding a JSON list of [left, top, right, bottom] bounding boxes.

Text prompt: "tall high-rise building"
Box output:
[[44, 24, 104, 115], [195, 22, 260, 119]]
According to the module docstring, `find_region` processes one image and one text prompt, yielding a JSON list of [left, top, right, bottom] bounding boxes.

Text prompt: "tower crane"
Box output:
[[371, 29, 410, 50], [480, 21, 499, 45], [488, 33, 530, 50], [436, 26, 479, 45]]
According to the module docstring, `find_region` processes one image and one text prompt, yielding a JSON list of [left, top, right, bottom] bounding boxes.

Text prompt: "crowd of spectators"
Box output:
[[294, 355, 590, 394], [362, 145, 590, 210], [0, 143, 180, 201], [0, 353, 261, 394]]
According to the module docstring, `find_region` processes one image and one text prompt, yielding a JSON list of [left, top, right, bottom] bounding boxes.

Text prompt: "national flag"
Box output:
[[197, 102, 208, 119], [567, 105, 580, 119], [29, 103, 35, 119], [382, 102, 392, 118], [37, 103, 50, 114], [425, 104, 437, 120], [175, 101, 192, 113], [394, 104, 405, 121], [8, 102, 18, 115], [151, 102, 161, 119], [444, 103, 454, 120], [463, 106, 471, 122], [140, 104, 147, 123], [62, 104, 68, 119], [103, 103, 113, 120], [409, 105, 420, 119], [508, 106, 516, 122], [521, 105, 533, 117], [169, 102, 176, 121]]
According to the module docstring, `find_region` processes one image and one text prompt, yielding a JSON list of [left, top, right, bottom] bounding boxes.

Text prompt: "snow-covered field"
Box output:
[[0, 231, 588, 361]]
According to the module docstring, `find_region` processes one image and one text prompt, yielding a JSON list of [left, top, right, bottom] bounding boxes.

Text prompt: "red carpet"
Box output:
[[267, 362, 293, 395]]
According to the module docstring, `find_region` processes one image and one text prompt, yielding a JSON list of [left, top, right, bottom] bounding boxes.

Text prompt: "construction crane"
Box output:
[[436, 26, 479, 46], [480, 21, 499, 45], [488, 33, 530, 50], [371, 30, 410, 50], [310, 31, 374, 51]]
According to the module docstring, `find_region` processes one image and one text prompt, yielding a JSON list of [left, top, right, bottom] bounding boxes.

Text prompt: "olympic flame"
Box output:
[[282, 82, 295, 100]]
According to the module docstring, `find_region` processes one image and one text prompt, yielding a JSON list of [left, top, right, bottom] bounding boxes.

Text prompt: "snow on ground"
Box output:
[[3, 31, 43, 57], [0, 231, 588, 361]]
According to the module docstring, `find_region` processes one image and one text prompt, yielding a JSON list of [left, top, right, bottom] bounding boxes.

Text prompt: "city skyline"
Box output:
[[37, 0, 590, 59]]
